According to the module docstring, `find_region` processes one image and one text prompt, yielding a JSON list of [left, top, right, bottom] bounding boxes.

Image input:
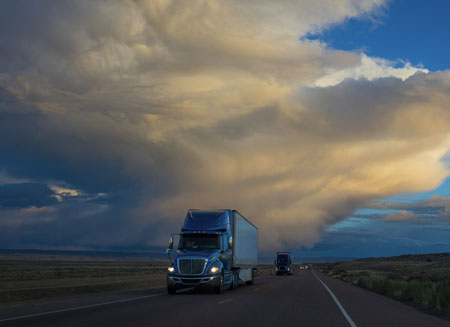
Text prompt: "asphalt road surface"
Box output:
[[1, 269, 449, 327]]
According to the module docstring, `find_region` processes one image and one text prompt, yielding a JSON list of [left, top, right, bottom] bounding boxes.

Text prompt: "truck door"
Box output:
[[219, 234, 232, 271]]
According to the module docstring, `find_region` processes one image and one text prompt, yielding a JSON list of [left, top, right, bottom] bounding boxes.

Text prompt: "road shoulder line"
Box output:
[[0, 293, 165, 323], [312, 270, 357, 327]]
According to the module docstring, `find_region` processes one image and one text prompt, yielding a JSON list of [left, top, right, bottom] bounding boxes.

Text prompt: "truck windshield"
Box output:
[[277, 254, 289, 263], [179, 234, 220, 250]]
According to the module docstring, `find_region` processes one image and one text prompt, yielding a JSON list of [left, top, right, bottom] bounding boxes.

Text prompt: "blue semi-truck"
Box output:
[[166, 209, 258, 294], [275, 252, 293, 275]]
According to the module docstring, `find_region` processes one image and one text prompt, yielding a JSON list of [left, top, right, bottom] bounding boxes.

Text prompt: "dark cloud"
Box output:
[[298, 219, 450, 258], [364, 195, 450, 221], [0, 183, 58, 208]]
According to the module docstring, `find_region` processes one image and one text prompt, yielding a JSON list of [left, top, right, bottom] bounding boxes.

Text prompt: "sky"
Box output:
[[306, 0, 450, 72], [0, 0, 449, 257]]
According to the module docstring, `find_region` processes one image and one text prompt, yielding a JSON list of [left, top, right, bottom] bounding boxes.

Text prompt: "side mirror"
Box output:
[[274, 260, 277, 265], [168, 236, 174, 250], [228, 236, 233, 249]]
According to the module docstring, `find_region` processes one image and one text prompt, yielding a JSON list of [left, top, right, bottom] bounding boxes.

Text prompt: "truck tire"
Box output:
[[231, 271, 238, 290], [246, 269, 255, 285], [215, 284, 223, 294], [215, 275, 224, 294], [167, 286, 176, 294]]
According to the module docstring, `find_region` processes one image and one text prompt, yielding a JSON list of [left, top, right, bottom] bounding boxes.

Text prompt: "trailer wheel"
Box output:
[[167, 286, 176, 294], [246, 269, 255, 285]]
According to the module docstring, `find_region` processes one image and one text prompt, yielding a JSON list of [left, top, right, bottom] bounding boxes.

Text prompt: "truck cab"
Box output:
[[166, 209, 257, 294], [275, 252, 293, 275]]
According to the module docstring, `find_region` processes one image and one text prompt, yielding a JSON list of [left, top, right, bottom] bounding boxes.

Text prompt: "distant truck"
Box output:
[[166, 209, 258, 294], [275, 252, 293, 275]]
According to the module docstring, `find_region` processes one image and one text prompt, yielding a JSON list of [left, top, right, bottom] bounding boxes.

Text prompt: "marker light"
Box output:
[[168, 267, 175, 272], [210, 267, 219, 273]]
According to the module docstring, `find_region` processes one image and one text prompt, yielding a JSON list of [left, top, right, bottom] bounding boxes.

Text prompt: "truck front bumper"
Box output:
[[276, 267, 292, 275], [167, 275, 222, 290]]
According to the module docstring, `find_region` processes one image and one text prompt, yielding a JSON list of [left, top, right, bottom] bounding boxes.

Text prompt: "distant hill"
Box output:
[[353, 252, 450, 262], [256, 255, 356, 264], [0, 248, 167, 262], [295, 257, 357, 263]]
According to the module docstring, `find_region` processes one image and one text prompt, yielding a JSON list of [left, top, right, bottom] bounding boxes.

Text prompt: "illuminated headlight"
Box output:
[[168, 267, 175, 272], [210, 267, 219, 273]]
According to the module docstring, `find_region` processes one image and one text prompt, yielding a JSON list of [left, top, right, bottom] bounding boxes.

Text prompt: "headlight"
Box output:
[[168, 267, 175, 272], [210, 266, 219, 273]]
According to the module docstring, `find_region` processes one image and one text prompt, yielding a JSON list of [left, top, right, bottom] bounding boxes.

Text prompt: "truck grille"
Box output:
[[181, 278, 201, 284], [178, 259, 206, 275]]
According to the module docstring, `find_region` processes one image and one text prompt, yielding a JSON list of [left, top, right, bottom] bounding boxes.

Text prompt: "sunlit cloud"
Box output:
[[364, 195, 450, 221], [314, 54, 428, 87], [384, 210, 418, 222]]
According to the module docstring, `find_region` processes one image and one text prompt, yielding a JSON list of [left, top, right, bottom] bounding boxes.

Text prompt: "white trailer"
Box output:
[[232, 211, 258, 284]]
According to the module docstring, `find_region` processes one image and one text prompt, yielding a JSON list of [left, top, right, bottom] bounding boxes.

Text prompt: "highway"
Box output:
[[1, 269, 449, 327]]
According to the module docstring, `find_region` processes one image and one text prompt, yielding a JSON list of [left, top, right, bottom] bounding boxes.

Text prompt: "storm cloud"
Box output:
[[0, 183, 58, 208], [363, 195, 450, 222], [0, 0, 449, 250]]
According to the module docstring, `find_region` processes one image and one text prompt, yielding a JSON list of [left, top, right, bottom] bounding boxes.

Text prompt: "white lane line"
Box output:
[[312, 270, 357, 327], [0, 293, 165, 323]]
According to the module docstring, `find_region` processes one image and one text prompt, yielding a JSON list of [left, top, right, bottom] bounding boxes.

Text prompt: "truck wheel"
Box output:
[[167, 286, 176, 294], [215, 275, 224, 294], [231, 271, 238, 290], [215, 285, 223, 294]]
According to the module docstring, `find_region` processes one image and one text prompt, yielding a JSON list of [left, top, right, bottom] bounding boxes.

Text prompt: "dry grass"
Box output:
[[315, 253, 450, 319], [0, 260, 167, 303]]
